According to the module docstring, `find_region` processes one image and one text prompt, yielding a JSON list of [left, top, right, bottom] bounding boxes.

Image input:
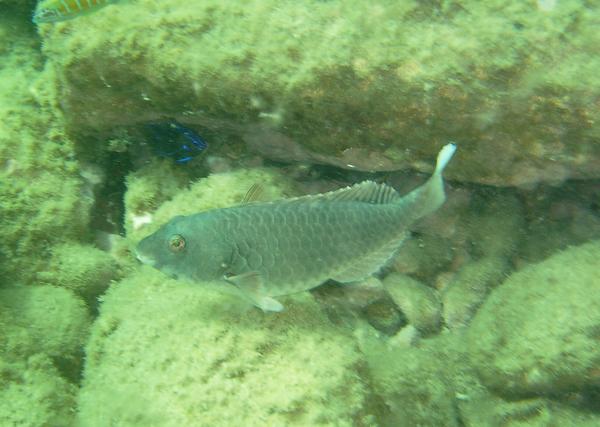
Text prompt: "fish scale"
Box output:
[[136, 143, 457, 312], [224, 202, 399, 285]]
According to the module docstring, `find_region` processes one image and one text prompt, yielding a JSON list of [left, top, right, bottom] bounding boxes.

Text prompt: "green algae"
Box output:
[[38, 0, 600, 184], [0, 1, 598, 425], [468, 240, 600, 397], [0, 354, 78, 426], [0, 11, 92, 284], [383, 272, 442, 334], [0, 10, 114, 425], [0, 285, 90, 425], [359, 330, 466, 426], [0, 285, 90, 374], [442, 256, 510, 329], [37, 243, 122, 310], [77, 268, 380, 426]]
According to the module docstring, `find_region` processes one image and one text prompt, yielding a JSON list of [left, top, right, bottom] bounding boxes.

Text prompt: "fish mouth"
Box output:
[[135, 250, 156, 266]]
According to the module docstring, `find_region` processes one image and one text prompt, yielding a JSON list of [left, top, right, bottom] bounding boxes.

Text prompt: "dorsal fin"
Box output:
[[286, 181, 400, 205]]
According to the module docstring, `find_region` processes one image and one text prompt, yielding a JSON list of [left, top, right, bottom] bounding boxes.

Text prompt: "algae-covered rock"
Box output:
[[39, 0, 600, 186], [0, 283, 90, 424], [390, 233, 455, 283], [442, 256, 510, 329], [383, 273, 442, 334], [77, 268, 379, 426], [454, 370, 548, 427], [123, 158, 190, 233], [358, 330, 464, 426], [0, 12, 91, 284], [464, 190, 525, 259], [541, 402, 600, 427], [37, 243, 121, 309], [520, 180, 600, 264], [0, 285, 91, 373], [468, 240, 600, 397], [457, 378, 600, 427], [457, 391, 600, 427], [0, 354, 78, 427], [362, 297, 407, 336]]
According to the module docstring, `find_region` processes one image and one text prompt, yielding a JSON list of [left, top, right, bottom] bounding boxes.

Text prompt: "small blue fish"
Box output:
[[33, 0, 117, 24], [143, 120, 208, 164]]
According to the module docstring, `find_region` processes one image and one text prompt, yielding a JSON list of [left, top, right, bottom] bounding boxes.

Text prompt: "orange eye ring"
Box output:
[[168, 234, 186, 252]]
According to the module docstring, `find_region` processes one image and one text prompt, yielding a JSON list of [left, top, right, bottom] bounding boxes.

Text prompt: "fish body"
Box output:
[[143, 120, 208, 164], [136, 144, 457, 311], [33, 0, 116, 24]]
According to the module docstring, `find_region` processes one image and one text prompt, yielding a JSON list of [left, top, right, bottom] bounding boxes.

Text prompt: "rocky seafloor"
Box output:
[[1, 1, 599, 426]]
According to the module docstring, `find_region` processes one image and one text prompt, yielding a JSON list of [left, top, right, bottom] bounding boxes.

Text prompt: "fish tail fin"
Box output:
[[394, 143, 457, 220], [434, 142, 457, 177]]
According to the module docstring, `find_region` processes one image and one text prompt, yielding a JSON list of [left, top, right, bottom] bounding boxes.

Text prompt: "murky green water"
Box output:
[[1, 1, 599, 425]]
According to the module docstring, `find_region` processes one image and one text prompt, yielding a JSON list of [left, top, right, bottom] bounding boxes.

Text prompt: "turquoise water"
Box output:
[[1, 1, 599, 425]]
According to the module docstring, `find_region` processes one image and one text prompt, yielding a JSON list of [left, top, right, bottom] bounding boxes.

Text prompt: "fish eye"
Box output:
[[167, 234, 186, 253]]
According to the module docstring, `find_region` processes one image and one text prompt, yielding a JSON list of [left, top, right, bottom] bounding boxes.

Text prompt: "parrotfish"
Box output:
[[33, 0, 116, 24], [136, 143, 457, 312]]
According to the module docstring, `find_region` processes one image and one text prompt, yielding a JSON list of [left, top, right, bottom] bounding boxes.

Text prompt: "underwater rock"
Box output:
[[0, 354, 77, 427], [0, 16, 91, 284], [387, 324, 420, 348], [0, 284, 91, 383], [449, 358, 600, 426], [520, 180, 600, 264], [78, 269, 379, 426], [455, 381, 548, 427], [442, 257, 510, 329], [37, 243, 121, 309], [39, 1, 600, 186], [358, 330, 464, 426], [432, 189, 524, 329], [311, 277, 393, 332], [313, 277, 388, 311], [390, 233, 455, 283], [383, 273, 442, 334], [463, 190, 525, 259], [540, 402, 600, 427], [468, 240, 600, 397], [362, 297, 407, 336], [330, 276, 389, 310], [123, 158, 191, 237], [456, 388, 600, 427]]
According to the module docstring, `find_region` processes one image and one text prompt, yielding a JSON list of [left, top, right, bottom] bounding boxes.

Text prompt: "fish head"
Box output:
[[135, 214, 227, 282]]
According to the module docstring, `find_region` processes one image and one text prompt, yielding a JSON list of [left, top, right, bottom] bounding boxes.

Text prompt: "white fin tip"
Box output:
[[435, 143, 457, 174]]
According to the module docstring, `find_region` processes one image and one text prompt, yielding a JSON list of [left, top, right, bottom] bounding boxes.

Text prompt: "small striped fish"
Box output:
[[33, 0, 116, 24]]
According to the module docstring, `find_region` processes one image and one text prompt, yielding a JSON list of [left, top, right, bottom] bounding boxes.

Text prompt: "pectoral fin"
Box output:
[[254, 296, 284, 312], [225, 271, 284, 312]]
